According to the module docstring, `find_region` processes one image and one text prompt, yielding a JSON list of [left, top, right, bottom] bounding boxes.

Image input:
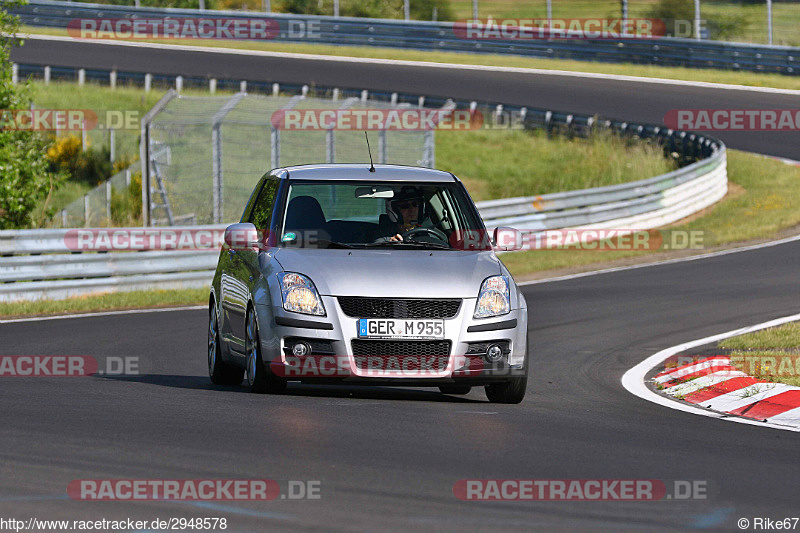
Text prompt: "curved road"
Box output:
[[10, 36, 800, 159], [2, 37, 799, 531]]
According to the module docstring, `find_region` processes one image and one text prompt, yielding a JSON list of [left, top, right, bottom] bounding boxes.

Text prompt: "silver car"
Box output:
[[207, 164, 529, 403]]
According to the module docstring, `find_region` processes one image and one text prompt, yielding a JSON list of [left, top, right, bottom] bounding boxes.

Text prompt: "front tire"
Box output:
[[208, 302, 244, 385], [485, 363, 528, 404], [245, 308, 287, 394]]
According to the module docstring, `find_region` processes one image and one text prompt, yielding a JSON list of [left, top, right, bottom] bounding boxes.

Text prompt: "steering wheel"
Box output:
[[402, 227, 449, 244]]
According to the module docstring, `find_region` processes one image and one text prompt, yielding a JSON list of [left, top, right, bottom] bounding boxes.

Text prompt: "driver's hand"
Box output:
[[389, 234, 403, 242]]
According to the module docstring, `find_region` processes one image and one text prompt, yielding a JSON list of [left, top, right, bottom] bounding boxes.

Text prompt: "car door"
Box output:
[[221, 179, 263, 353], [223, 177, 281, 352]]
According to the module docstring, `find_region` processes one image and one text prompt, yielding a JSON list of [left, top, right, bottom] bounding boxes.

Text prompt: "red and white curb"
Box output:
[[622, 313, 800, 433], [654, 356, 800, 427]]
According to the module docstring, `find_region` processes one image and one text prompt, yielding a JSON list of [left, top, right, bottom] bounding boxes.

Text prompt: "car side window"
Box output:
[[249, 178, 280, 231]]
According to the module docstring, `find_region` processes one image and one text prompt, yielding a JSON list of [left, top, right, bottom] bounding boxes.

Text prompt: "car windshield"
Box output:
[[279, 180, 486, 250]]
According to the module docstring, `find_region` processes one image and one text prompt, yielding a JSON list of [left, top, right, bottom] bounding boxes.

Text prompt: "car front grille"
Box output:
[[351, 340, 451, 372], [338, 297, 461, 319]]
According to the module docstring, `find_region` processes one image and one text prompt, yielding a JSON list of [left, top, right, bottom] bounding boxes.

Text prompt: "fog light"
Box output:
[[486, 344, 504, 363], [292, 342, 310, 356]]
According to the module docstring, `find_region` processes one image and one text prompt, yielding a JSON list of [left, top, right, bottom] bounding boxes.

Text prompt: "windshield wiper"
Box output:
[[362, 240, 451, 250]]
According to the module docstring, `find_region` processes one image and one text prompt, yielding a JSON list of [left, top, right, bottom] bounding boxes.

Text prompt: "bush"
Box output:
[[277, 0, 453, 20], [0, 0, 65, 229], [648, 0, 746, 40], [46, 134, 114, 186], [110, 171, 143, 225]]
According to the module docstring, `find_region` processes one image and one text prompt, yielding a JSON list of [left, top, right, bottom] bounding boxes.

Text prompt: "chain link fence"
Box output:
[[143, 92, 433, 226], [54, 91, 434, 227]]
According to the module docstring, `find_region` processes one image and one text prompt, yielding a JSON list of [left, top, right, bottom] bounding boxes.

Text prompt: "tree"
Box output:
[[0, 0, 64, 228]]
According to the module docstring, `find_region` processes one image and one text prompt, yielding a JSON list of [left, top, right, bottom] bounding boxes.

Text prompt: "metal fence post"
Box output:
[[109, 128, 115, 163], [106, 180, 112, 222], [78, 68, 85, 86], [240, 80, 247, 93], [84, 195, 89, 225], [209, 78, 217, 94], [378, 129, 387, 164], [44, 65, 50, 84], [423, 130, 434, 168], [61, 209, 67, 227], [144, 73, 152, 93], [272, 83, 279, 97], [139, 90, 178, 226], [767, 0, 773, 45], [175, 76, 183, 93], [110, 70, 117, 89], [270, 127, 280, 169], [211, 93, 245, 223], [11, 63, 17, 84], [326, 129, 335, 163]]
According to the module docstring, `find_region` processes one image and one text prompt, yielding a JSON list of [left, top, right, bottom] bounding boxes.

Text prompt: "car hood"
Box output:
[[272, 248, 502, 298]]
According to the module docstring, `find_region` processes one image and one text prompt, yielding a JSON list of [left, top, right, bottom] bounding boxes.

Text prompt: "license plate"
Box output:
[[357, 319, 444, 339]]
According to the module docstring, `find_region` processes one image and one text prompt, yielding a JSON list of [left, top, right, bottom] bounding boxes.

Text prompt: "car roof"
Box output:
[[278, 164, 457, 183]]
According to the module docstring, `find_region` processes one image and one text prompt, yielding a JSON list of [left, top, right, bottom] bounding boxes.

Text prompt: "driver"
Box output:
[[384, 186, 429, 242]]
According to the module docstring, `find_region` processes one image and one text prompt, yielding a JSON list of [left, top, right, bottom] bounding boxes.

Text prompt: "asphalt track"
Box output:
[[2, 38, 799, 531], [10, 36, 800, 159]]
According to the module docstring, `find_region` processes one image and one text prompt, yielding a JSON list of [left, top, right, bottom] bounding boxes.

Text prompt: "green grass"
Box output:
[[719, 321, 800, 386], [21, 27, 800, 91], [448, 0, 799, 46], [437, 129, 676, 201], [500, 150, 800, 276], [0, 288, 208, 318]]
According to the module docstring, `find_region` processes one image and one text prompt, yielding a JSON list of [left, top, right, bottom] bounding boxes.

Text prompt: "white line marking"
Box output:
[[0, 305, 206, 324], [621, 313, 800, 433], [701, 382, 789, 412], [22, 34, 800, 96], [519, 232, 800, 286], [662, 371, 747, 397], [767, 406, 800, 425]]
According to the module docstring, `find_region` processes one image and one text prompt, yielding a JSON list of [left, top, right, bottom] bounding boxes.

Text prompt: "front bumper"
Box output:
[[256, 295, 527, 385]]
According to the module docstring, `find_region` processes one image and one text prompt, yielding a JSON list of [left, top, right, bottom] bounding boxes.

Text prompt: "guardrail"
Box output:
[[1, 60, 726, 303], [11, 0, 799, 75], [0, 145, 726, 303]]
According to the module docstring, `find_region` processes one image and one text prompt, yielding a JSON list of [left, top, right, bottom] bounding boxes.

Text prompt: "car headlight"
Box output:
[[278, 272, 325, 316], [474, 275, 510, 318]]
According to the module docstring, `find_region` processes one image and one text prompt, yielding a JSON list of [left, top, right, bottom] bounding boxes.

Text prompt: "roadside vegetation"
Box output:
[[21, 25, 800, 91], [719, 321, 800, 387], [500, 150, 800, 277], [0, 288, 208, 318], [437, 128, 675, 201], [0, 1, 64, 229], [59, 0, 799, 46]]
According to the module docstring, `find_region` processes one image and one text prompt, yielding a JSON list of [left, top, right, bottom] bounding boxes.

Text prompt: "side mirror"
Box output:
[[492, 227, 522, 251], [224, 223, 260, 250]]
